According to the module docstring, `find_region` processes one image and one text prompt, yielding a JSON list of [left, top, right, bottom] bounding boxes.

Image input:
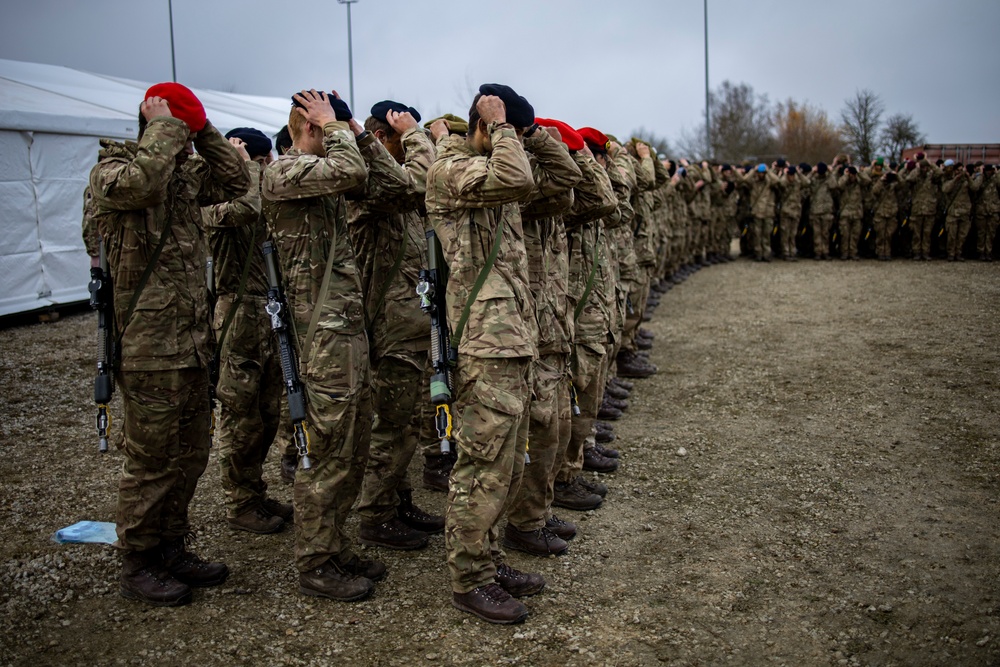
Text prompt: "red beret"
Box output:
[[145, 82, 206, 133], [577, 127, 610, 152], [535, 117, 584, 152]]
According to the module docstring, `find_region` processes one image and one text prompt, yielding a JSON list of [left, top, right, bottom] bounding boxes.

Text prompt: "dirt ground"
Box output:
[[1, 257, 998, 667]]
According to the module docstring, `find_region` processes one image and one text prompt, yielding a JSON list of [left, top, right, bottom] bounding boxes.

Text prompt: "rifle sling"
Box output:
[[574, 226, 603, 322], [117, 211, 171, 349], [214, 217, 261, 365], [451, 214, 505, 351], [367, 228, 408, 330], [303, 201, 340, 364]]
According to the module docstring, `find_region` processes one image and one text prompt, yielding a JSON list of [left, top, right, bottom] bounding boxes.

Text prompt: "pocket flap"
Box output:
[[474, 378, 524, 417]]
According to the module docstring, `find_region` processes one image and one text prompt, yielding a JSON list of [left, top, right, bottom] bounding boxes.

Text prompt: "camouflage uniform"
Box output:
[[777, 173, 804, 258], [941, 169, 973, 260], [261, 120, 371, 573], [837, 172, 867, 259], [506, 130, 582, 532], [424, 123, 537, 594], [904, 161, 941, 258], [87, 118, 251, 552], [809, 170, 839, 259], [971, 170, 999, 258], [869, 177, 898, 259], [742, 169, 780, 260], [203, 161, 286, 518], [349, 127, 437, 525], [621, 147, 657, 352]]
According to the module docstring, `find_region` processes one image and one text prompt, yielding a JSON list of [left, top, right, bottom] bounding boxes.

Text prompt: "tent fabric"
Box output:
[[0, 58, 292, 317]]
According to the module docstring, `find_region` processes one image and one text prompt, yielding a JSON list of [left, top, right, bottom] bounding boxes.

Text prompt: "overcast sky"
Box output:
[[2, 0, 998, 148]]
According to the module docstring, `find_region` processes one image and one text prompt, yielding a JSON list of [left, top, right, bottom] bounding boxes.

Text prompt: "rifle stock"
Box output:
[[416, 229, 455, 454]]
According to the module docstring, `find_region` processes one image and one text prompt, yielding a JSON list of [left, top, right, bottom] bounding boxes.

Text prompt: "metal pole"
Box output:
[[346, 1, 354, 109], [704, 0, 710, 159], [168, 0, 177, 82]]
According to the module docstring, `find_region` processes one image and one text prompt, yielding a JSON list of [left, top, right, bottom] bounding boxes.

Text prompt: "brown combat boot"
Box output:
[[120, 549, 191, 607], [359, 517, 429, 550], [229, 504, 284, 534], [161, 538, 229, 588], [545, 515, 577, 540], [577, 474, 608, 498], [597, 402, 622, 421], [594, 442, 620, 459], [611, 378, 634, 391], [503, 524, 568, 556], [583, 447, 619, 473], [299, 559, 374, 601], [553, 478, 603, 511], [595, 428, 616, 445], [336, 553, 387, 582], [495, 562, 546, 597], [605, 384, 630, 400], [616, 350, 657, 378], [452, 583, 528, 624], [261, 497, 294, 521], [398, 489, 445, 534], [635, 336, 653, 350]]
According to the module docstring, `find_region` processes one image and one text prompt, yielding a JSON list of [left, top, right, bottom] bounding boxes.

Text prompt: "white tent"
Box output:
[[0, 58, 291, 317]]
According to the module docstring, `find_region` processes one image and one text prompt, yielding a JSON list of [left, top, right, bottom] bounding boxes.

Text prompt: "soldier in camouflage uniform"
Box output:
[[203, 127, 293, 535], [348, 101, 444, 551], [777, 166, 804, 260], [261, 89, 378, 602], [971, 164, 999, 260], [869, 171, 899, 260], [941, 161, 973, 261], [88, 83, 250, 606], [903, 153, 941, 260], [742, 164, 781, 261], [837, 166, 866, 260], [809, 162, 838, 259], [425, 89, 543, 624]]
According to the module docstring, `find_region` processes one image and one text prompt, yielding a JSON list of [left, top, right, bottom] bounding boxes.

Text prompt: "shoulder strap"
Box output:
[[214, 217, 261, 357], [366, 228, 408, 330], [116, 211, 171, 346], [451, 214, 505, 352], [303, 200, 340, 363], [574, 226, 602, 322]]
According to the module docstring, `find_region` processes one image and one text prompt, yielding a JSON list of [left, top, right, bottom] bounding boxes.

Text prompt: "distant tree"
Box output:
[[631, 126, 672, 158], [674, 125, 709, 160], [773, 99, 844, 165], [840, 89, 884, 165], [708, 80, 775, 162], [880, 113, 926, 162]]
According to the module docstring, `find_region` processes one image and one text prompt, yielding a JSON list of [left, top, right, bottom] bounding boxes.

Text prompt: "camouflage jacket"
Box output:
[[903, 161, 941, 216], [777, 174, 804, 220], [870, 178, 898, 219], [520, 130, 583, 356], [743, 169, 781, 219], [941, 171, 972, 217], [837, 174, 866, 220], [204, 161, 267, 297], [631, 153, 659, 266], [347, 128, 436, 358], [261, 121, 368, 361], [809, 172, 839, 216], [88, 117, 251, 372], [971, 172, 1000, 216], [424, 123, 537, 360]]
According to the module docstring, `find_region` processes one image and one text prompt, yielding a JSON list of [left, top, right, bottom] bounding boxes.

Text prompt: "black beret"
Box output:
[[799, 162, 812, 174], [721, 163, 732, 172], [478, 83, 534, 128], [274, 125, 292, 155], [225, 127, 272, 158], [816, 162, 828, 174], [290, 91, 352, 121], [787, 166, 797, 175], [776, 158, 787, 168], [847, 166, 858, 175], [370, 100, 421, 123]]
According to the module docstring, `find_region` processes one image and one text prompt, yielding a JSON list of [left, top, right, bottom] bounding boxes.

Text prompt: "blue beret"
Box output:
[[757, 164, 767, 173], [370, 100, 421, 123], [478, 83, 534, 128], [225, 127, 272, 158]]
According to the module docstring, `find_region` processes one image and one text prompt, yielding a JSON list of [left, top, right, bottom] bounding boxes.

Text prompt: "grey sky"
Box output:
[[2, 0, 998, 148]]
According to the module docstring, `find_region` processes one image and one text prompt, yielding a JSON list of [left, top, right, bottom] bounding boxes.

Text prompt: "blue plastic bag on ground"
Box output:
[[52, 521, 118, 544]]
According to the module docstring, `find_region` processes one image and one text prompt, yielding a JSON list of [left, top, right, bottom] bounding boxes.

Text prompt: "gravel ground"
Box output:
[[1, 257, 998, 667]]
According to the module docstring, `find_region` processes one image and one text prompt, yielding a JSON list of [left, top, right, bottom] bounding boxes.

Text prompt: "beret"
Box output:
[[787, 166, 797, 175], [423, 113, 469, 136], [291, 91, 352, 121], [847, 166, 858, 175], [535, 117, 584, 151], [605, 133, 620, 145], [145, 82, 206, 132], [478, 83, 534, 128], [274, 125, 292, 155], [943, 159, 955, 167], [905, 160, 916, 170], [756, 163, 767, 173], [720, 163, 732, 172], [776, 158, 786, 168], [225, 127, 272, 158], [816, 161, 828, 174], [874, 157, 885, 166], [798, 162, 811, 173], [370, 100, 421, 123], [915, 152, 926, 160], [577, 127, 610, 153]]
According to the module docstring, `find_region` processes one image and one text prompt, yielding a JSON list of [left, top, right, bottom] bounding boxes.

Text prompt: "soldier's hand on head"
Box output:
[[429, 118, 450, 142], [476, 95, 507, 125], [386, 110, 419, 134], [543, 126, 561, 142], [695, 179, 706, 190], [580, 143, 593, 158], [348, 118, 365, 137], [228, 137, 251, 161], [293, 89, 338, 127], [141, 96, 173, 122], [679, 158, 690, 167], [636, 143, 651, 159]]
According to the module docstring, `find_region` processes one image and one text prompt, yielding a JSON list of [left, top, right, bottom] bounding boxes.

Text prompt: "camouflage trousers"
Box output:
[[621, 265, 653, 353], [214, 294, 283, 518], [910, 214, 935, 258], [945, 213, 972, 259], [811, 213, 834, 257], [294, 331, 373, 572], [506, 354, 570, 531], [976, 213, 999, 256], [116, 368, 212, 552], [557, 341, 607, 484], [357, 350, 433, 524], [839, 215, 861, 259], [873, 214, 896, 258], [780, 214, 800, 258], [749, 217, 772, 260], [445, 356, 531, 593]]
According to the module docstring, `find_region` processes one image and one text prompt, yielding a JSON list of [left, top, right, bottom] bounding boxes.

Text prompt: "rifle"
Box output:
[[88, 238, 115, 453], [262, 241, 312, 470], [415, 229, 455, 455]]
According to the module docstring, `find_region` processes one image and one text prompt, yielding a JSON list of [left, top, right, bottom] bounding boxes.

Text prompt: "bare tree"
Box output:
[[631, 126, 672, 158], [674, 125, 710, 160], [880, 113, 926, 162], [675, 80, 775, 162], [840, 89, 884, 165], [773, 98, 844, 164]]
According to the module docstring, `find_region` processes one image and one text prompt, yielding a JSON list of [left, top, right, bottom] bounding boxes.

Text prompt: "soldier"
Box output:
[[809, 162, 838, 260], [903, 152, 941, 260], [837, 165, 866, 260], [777, 166, 804, 260], [204, 127, 293, 534], [971, 163, 999, 260], [742, 164, 780, 261], [425, 86, 543, 624], [941, 159, 973, 261], [349, 100, 444, 551], [88, 83, 250, 606], [869, 171, 899, 261], [262, 89, 378, 601]]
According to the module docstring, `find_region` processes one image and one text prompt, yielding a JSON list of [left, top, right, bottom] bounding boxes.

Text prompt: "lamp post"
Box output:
[[168, 0, 177, 82], [337, 0, 358, 110], [704, 0, 710, 159]]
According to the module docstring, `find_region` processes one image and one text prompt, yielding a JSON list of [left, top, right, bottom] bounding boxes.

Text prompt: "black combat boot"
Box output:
[[423, 451, 456, 492], [280, 453, 297, 484], [120, 549, 191, 607], [595, 428, 616, 445], [583, 447, 619, 473], [261, 497, 294, 521], [616, 350, 657, 378], [597, 401, 622, 421], [611, 378, 635, 391], [594, 442, 620, 459], [359, 517, 429, 550], [495, 562, 546, 597], [605, 383, 630, 400], [161, 538, 229, 587], [635, 336, 653, 350], [452, 583, 528, 624], [604, 396, 628, 411], [545, 515, 577, 540], [397, 489, 445, 534], [552, 478, 603, 511], [577, 474, 609, 497], [502, 524, 568, 556]]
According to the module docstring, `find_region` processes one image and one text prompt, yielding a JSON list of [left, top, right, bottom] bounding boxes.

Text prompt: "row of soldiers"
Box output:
[[83, 81, 696, 625]]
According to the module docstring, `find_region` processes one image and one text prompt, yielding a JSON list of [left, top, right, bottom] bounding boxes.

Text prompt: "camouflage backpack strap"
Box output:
[[450, 213, 505, 354], [574, 226, 602, 322], [366, 228, 408, 330], [303, 201, 340, 363]]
